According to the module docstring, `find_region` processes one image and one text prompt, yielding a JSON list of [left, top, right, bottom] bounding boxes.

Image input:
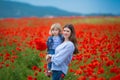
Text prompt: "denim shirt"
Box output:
[[47, 35, 63, 55], [51, 41, 75, 74]]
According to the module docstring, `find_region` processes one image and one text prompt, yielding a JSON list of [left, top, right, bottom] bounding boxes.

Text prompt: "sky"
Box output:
[[9, 0, 120, 14]]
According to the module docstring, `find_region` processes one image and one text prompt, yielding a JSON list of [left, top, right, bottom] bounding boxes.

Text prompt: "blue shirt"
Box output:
[[47, 35, 63, 55], [51, 41, 75, 74], [52, 36, 62, 49]]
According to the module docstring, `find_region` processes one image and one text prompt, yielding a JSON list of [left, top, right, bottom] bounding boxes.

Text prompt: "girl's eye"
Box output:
[[55, 30, 58, 31]]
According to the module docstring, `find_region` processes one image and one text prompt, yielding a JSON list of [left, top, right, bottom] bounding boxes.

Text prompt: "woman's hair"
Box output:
[[49, 23, 62, 35], [63, 24, 79, 54]]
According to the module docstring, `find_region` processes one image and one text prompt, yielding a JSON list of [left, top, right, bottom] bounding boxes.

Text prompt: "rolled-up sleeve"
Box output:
[[51, 43, 75, 66]]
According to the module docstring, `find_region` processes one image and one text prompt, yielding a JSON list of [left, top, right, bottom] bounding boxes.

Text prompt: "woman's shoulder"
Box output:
[[63, 41, 75, 51], [68, 41, 74, 45], [65, 41, 74, 47]]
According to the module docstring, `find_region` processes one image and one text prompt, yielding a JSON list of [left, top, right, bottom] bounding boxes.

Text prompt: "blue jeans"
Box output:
[[52, 70, 65, 80], [48, 62, 52, 70], [48, 49, 55, 55], [48, 49, 55, 70]]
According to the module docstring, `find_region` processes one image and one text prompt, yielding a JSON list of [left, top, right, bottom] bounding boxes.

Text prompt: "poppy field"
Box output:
[[0, 16, 120, 80]]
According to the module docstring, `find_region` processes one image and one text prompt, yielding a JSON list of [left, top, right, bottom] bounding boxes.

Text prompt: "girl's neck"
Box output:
[[53, 35, 58, 37], [53, 34, 59, 36]]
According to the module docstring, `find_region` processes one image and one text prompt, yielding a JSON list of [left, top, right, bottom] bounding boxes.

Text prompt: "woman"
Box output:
[[46, 24, 79, 80]]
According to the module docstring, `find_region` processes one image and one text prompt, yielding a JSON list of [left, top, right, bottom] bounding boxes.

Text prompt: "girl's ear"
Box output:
[[49, 30, 51, 35]]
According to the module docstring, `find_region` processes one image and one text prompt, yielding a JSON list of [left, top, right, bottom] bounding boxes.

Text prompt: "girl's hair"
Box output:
[[49, 23, 62, 35], [63, 24, 79, 54]]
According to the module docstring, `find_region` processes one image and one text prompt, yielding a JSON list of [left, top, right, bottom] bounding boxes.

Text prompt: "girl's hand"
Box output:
[[47, 57, 51, 63], [46, 55, 52, 63]]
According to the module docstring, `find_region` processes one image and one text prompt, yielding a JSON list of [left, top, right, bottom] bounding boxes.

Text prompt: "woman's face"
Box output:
[[63, 27, 71, 39]]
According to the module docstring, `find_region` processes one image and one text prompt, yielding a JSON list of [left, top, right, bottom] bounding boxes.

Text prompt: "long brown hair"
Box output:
[[63, 24, 79, 54]]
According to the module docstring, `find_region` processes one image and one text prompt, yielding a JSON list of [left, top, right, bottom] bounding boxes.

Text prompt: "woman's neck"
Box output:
[[64, 38, 69, 42]]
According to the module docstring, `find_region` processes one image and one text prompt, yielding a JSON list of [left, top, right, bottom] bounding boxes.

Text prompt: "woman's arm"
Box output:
[[51, 43, 75, 66]]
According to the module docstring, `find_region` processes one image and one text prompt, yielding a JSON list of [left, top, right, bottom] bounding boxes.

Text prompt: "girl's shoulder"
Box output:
[[48, 36, 53, 39], [59, 34, 63, 38], [47, 36, 53, 43], [59, 34, 64, 41]]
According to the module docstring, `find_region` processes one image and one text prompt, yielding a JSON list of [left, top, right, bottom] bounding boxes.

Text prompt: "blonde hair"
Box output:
[[49, 23, 62, 35]]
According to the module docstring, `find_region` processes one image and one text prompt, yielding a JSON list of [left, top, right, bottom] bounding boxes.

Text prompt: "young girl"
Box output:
[[46, 23, 64, 77]]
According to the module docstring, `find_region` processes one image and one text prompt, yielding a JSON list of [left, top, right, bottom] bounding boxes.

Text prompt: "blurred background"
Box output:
[[0, 0, 120, 18], [0, 0, 120, 80]]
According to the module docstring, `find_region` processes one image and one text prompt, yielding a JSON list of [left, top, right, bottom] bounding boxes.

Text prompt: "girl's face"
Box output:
[[63, 27, 71, 39], [51, 28, 60, 36]]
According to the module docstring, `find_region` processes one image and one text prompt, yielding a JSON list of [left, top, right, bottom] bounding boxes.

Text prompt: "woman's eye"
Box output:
[[64, 30, 69, 32], [67, 31, 69, 32]]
